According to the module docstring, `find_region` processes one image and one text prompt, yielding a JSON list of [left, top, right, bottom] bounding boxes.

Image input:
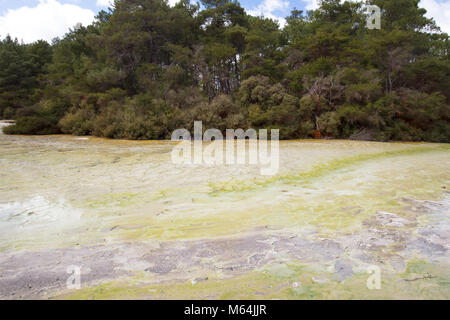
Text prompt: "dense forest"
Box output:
[[1, 0, 449, 141]]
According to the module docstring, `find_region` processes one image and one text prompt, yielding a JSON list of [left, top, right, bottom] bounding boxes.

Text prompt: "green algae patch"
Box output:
[[208, 145, 449, 194], [404, 260, 450, 287], [107, 148, 449, 241], [82, 193, 141, 209]]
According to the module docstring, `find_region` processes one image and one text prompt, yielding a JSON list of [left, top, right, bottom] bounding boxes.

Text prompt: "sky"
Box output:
[[0, 0, 449, 43]]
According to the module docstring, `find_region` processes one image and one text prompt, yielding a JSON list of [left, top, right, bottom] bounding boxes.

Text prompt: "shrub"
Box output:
[[2, 107, 15, 119], [59, 104, 95, 135], [4, 115, 59, 135]]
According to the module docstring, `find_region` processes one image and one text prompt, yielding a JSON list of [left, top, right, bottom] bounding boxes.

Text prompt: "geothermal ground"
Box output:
[[0, 120, 449, 299]]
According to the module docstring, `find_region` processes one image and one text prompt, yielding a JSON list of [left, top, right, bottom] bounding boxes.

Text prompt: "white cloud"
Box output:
[[96, 0, 112, 6], [420, 0, 450, 33], [302, 0, 319, 11], [0, 0, 96, 43], [96, 0, 178, 7], [247, 0, 290, 27], [302, 0, 364, 11]]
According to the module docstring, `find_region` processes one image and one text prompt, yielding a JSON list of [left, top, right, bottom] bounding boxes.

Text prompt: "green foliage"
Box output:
[[4, 113, 60, 135], [0, 36, 52, 117], [2, 0, 449, 142]]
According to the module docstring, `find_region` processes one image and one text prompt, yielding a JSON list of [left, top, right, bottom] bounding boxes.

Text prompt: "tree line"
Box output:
[[1, 0, 449, 141]]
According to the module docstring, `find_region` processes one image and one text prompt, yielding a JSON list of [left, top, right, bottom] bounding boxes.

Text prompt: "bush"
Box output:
[[91, 98, 165, 140], [2, 107, 15, 119], [59, 104, 95, 136], [4, 115, 60, 135]]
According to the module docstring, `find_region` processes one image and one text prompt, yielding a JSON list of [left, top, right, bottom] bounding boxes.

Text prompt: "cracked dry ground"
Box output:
[[0, 121, 449, 299]]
